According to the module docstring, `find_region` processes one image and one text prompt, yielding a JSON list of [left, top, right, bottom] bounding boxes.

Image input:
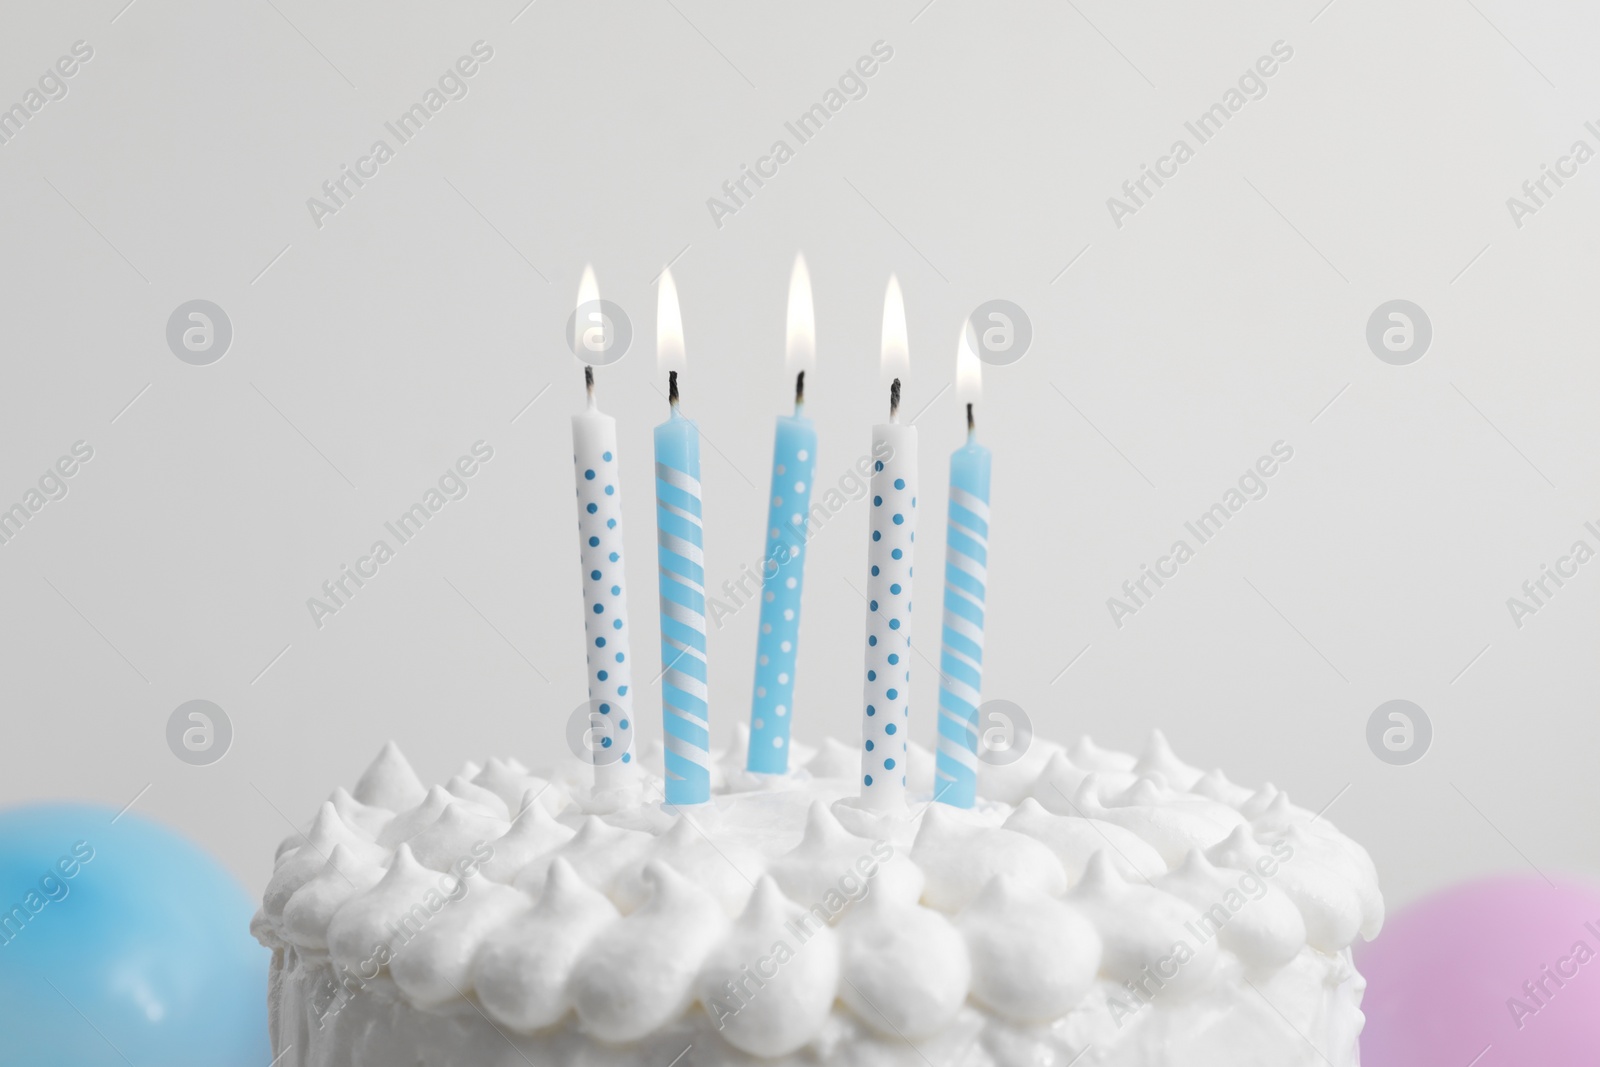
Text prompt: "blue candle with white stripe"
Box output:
[[654, 269, 711, 805], [748, 254, 818, 774], [936, 328, 990, 808]]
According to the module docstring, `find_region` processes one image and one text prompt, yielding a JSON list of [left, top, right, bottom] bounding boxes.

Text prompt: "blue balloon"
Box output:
[[0, 804, 268, 1067]]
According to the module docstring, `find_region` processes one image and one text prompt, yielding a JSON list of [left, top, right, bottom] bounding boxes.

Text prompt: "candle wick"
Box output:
[[889, 378, 901, 423], [794, 370, 806, 413], [584, 365, 597, 410], [668, 369, 680, 410], [966, 401, 975, 436]]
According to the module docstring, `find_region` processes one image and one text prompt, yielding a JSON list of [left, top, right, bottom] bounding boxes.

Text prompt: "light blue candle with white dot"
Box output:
[[749, 256, 818, 774], [936, 403, 990, 808], [747, 380, 816, 773], [572, 367, 634, 787]]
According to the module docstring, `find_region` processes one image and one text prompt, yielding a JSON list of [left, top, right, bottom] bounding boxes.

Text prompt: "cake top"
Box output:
[[253, 728, 1383, 1056]]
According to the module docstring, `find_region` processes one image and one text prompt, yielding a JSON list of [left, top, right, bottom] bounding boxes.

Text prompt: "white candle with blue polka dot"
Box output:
[[572, 365, 635, 787], [748, 255, 817, 774], [655, 270, 711, 805], [860, 276, 916, 811], [936, 329, 989, 808]]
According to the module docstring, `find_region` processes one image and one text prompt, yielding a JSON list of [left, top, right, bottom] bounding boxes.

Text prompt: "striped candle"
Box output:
[[655, 270, 710, 805], [860, 276, 916, 811], [935, 334, 991, 806], [748, 255, 817, 774]]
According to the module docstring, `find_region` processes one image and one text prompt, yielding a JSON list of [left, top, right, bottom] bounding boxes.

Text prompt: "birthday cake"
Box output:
[[253, 731, 1382, 1067]]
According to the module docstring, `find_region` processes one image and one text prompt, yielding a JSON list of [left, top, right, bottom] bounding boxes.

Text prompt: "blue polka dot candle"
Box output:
[[936, 329, 990, 808], [654, 270, 711, 806], [572, 346, 634, 787], [748, 255, 818, 774], [860, 275, 916, 811]]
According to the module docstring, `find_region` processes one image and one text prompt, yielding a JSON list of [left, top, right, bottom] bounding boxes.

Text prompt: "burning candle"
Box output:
[[935, 326, 990, 808], [747, 254, 818, 774], [571, 267, 635, 786], [653, 269, 710, 805], [859, 275, 916, 811]]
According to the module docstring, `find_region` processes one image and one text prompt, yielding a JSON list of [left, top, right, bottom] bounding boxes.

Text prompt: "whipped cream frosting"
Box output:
[[1069, 851, 1220, 999], [570, 863, 729, 1041], [255, 729, 1382, 1067], [957, 875, 1101, 1022], [472, 858, 618, 1031], [695, 876, 841, 1056]]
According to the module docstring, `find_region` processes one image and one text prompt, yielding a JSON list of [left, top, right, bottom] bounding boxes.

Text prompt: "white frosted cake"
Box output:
[[253, 729, 1382, 1066]]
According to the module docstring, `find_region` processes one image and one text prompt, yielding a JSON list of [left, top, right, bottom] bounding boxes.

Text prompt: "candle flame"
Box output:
[[657, 267, 686, 376], [577, 264, 599, 317], [786, 253, 815, 378], [880, 274, 908, 385], [956, 319, 982, 402]]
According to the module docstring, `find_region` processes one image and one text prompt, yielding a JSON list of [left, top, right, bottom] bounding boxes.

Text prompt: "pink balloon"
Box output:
[[1357, 876, 1600, 1066]]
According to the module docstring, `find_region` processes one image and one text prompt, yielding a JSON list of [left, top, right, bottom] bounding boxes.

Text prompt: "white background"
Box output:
[[2, 0, 1596, 911]]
